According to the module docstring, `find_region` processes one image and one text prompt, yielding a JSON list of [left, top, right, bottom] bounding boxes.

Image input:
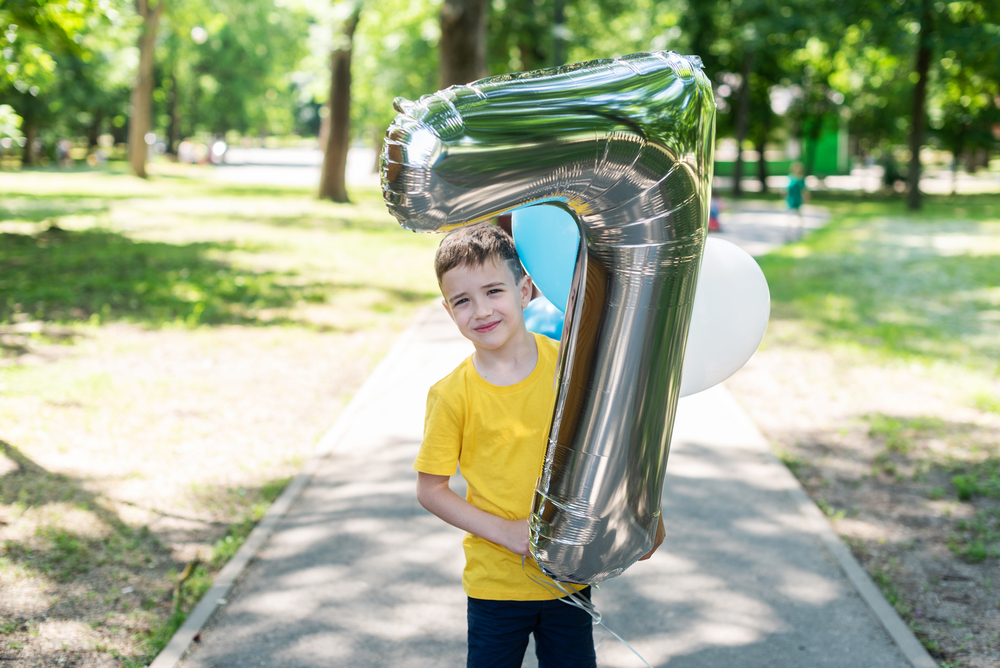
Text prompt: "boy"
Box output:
[[414, 222, 664, 668]]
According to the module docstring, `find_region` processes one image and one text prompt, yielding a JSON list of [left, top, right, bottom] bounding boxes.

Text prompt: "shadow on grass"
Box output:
[[0, 439, 168, 583], [0, 199, 114, 222], [0, 226, 433, 336], [0, 437, 295, 665]]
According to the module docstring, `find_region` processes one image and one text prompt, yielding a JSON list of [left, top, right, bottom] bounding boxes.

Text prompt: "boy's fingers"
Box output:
[[638, 518, 666, 561]]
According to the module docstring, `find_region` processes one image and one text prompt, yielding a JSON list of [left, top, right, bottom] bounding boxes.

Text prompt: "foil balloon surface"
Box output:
[[381, 51, 716, 585]]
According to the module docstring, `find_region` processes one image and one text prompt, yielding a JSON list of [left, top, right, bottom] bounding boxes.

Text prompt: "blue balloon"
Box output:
[[523, 295, 564, 340], [511, 204, 580, 313]]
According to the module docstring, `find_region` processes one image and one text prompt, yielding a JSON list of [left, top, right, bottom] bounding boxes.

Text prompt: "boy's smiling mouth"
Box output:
[[474, 321, 500, 333]]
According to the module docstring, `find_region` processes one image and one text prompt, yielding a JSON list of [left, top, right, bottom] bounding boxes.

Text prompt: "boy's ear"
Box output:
[[519, 275, 533, 309], [441, 298, 455, 321]]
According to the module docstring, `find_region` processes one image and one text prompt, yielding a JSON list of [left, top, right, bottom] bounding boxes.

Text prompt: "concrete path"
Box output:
[[712, 199, 828, 256]]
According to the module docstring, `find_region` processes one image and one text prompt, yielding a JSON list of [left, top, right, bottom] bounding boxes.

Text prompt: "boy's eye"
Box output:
[[488, 288, 503, 295], [453, 297, 468, 306]]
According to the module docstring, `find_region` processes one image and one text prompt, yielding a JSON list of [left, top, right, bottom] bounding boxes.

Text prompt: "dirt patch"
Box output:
[[727, 321, 1000, 667]]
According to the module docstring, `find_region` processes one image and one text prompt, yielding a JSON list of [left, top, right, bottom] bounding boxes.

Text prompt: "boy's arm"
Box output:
[[416, 472, 531, 557]]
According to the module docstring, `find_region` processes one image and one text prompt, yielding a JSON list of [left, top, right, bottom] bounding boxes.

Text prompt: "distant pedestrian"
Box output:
[[56, 138, 73, 168], [708, 194, 723, 232], [786, 162, 808, 240]]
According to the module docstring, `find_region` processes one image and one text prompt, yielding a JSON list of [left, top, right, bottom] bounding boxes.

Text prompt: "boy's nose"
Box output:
[[473, 299, 492, 319]]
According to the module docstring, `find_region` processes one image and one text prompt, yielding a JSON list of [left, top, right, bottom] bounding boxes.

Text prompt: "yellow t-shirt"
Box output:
[[415, 333, 577, 600]]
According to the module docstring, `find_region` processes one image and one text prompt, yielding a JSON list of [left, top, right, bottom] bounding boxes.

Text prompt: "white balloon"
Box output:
[[679, 237, 770, 398]]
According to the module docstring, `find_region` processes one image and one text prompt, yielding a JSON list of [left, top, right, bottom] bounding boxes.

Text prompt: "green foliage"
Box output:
[[158, 0, 312, 139], [350, 0, 439, 145], [2, 0, 998, 175]]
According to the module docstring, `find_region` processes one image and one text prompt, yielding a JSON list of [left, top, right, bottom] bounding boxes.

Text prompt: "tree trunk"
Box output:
[[439, 0, 489, 88], [21, 124, 36, 166], [87, 111, 102, 149], [318, 5, 361, 203], [803, 116, 823, 176], [128, 0, 164, 179], [553, 0, 565, 67], [372, 128, 384, 173], [907, 0, 934, 210], [731, 51, 754, 198], [165, 85, 178, 155], [756, 133, 769, 194]]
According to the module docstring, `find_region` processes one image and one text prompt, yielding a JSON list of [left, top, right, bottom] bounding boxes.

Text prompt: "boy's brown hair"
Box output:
[[434, 222, 525, 286]]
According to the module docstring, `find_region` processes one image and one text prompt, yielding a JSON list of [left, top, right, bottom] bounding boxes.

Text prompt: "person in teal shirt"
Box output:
[[786, 162, 808, 240]]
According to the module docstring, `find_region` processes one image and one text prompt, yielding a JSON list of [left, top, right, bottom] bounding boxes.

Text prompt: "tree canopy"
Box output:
[[1, 0, 997, 205]]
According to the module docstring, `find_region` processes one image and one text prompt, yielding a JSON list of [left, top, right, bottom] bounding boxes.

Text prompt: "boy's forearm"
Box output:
[[416, 473, 530, 556]]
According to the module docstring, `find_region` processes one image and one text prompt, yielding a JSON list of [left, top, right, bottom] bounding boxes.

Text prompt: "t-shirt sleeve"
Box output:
[[413, 384, 462, 476]]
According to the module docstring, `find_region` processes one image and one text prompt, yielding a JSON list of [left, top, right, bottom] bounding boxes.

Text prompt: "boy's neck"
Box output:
[[471, 330, 538, 387]]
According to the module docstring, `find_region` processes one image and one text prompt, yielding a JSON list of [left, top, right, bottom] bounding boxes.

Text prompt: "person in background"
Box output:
[[708, 194, 723, 232], [786, 161, 809, 240]]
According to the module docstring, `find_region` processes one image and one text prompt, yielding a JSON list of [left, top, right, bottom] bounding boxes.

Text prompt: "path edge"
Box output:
[[718, 386, 937, 668], [148, 306, 435, 668], [784, 481, 938, 668]]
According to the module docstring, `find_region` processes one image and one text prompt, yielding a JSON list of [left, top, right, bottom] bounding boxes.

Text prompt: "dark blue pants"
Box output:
[[467, 587, 597, 668]]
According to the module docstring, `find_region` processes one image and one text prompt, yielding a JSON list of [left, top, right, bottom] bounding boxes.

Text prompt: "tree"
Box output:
[[0, 0, 100, 164], [905, 0, 933, 210], [319, 3, 361, 203], [348, 0, 439, 167], [856, 0, 1000, 208], [129, 0, 164, 178], [440, 0, 488, 87], [156, 0, 311, 144]]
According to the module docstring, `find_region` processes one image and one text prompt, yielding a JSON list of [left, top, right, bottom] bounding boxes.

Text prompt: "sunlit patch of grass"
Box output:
[[757, 196, 1000, 369], [972, 391, 1000, 415], [0, 176, 441, 356]]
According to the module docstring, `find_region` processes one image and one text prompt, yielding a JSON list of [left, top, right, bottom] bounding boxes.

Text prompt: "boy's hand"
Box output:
[[638, 516, 665, 561], [416, 473, 532, 556], [498, 518, 531, 557]]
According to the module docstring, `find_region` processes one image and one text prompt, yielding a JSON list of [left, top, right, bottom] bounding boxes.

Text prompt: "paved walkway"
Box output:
[[171, 206, 932, 667]]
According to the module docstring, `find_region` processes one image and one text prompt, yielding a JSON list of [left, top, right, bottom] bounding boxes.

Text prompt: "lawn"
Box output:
[[0, 165, 441, 666], [726, 192, 1000, 668]]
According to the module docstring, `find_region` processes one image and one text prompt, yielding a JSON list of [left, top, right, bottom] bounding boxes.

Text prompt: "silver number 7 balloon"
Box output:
[[382, 51, 716, 585]]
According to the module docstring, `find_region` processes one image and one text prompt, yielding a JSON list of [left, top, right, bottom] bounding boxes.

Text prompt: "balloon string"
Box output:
[[521, 558, 654, 668]]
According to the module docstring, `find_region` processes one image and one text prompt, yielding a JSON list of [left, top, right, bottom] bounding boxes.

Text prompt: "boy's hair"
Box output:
[[434, 222, 525, 286]]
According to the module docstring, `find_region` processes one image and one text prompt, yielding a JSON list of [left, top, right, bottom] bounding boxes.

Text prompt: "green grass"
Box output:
[[870, 558, 911, 618], [949, 509, 1000, 563], [758, 193, 1000, 369], [866, 413, 946, 454], [0, 169, 441, 337]]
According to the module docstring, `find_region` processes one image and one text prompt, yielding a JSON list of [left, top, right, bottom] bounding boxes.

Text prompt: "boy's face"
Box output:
[[440, 259, 532, 352]]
